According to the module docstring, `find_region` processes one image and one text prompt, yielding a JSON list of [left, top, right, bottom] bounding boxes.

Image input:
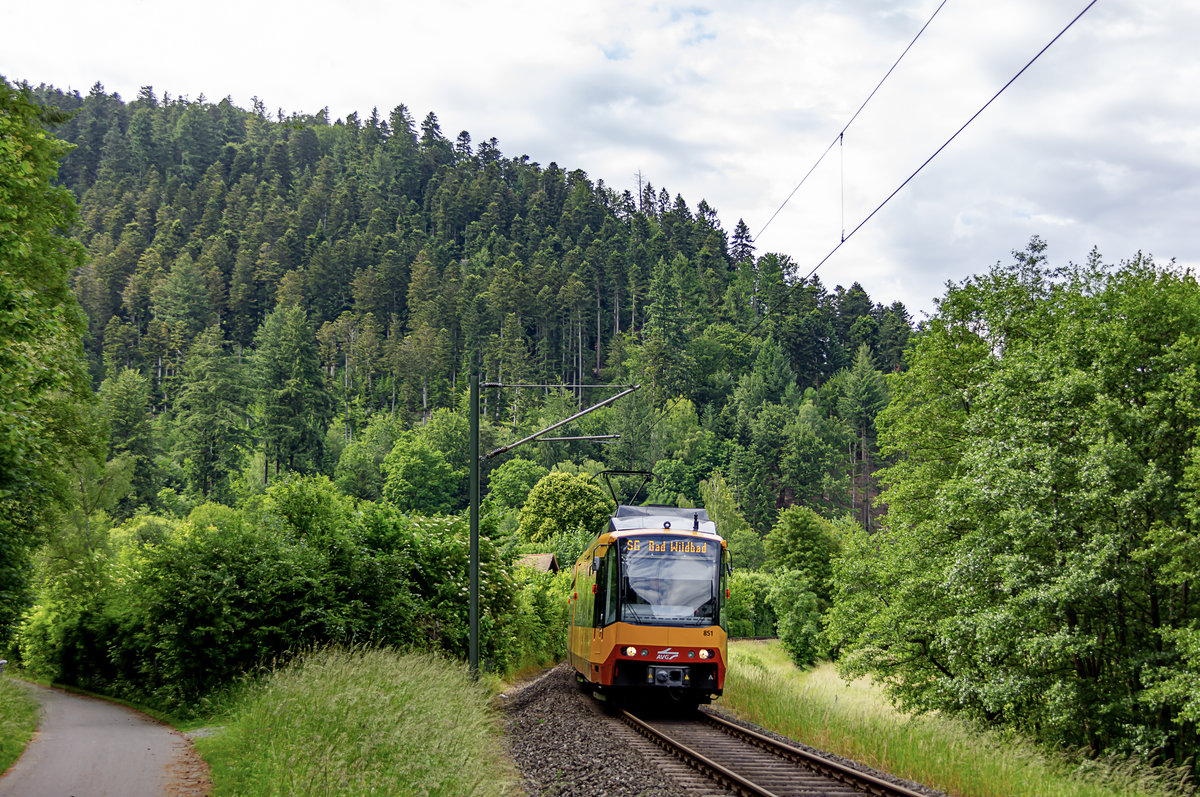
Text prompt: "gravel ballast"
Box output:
[[498, 663, 949, 797], [498, 664, 720, 796]]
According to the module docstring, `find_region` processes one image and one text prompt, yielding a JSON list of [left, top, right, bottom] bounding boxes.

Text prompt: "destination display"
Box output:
[[622, 536, 710, 556]]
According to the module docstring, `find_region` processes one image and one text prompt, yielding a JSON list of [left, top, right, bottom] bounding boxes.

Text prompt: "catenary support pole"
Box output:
[[469, 368, 480, 678]]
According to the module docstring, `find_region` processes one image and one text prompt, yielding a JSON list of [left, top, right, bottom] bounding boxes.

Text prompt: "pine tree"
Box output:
[[175, 327, 250, 499], [836, 344, 887, 530], [253, 306, 333, 477]]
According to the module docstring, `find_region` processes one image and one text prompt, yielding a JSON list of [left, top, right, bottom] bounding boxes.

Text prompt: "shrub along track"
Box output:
[[621, 707, 934, 797]]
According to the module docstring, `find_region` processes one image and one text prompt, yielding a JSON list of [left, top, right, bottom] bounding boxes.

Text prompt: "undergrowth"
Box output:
[[194, 646, 518, 796], [0, 675, 37, 775], [719, 640, 1193, 797]]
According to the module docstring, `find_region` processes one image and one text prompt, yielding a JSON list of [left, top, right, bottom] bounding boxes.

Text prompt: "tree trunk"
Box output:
[[861, 425, 871, 531]]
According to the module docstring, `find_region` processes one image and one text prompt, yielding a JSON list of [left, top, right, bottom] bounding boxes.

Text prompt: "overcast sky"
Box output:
[[3, 0, 1196, 317]]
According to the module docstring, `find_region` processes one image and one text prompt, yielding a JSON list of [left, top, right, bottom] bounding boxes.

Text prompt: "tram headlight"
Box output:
[[698, 649, 712, 660], [624, 646, 638, 657]]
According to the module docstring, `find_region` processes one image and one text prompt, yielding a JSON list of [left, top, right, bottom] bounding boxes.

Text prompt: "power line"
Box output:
[[754, 0, 951, 244], [748, 0, 1099, 338], [638, 0, 1099, 456], [631, 2, 956, 450]]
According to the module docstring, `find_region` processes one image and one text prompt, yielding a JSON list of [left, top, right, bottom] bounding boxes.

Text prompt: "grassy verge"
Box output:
[[718, 640, 1191, 797], [194, 647, 518, 797], [0, 675, 38, 775]]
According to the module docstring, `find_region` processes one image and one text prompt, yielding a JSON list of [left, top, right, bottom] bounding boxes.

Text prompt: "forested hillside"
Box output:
[[0, 78, 909, 713], [34, 81, 910, 527], [8, 75, 1200, 779]]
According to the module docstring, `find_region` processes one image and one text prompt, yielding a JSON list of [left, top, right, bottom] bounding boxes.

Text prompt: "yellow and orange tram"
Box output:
[[568, 505, 728, 706]]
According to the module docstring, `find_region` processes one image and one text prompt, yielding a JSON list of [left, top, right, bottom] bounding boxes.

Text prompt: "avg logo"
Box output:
[[656, 648, 680, 661]]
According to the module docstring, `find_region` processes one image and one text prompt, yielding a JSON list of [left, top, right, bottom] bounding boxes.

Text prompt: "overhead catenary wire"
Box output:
[[746, 0, 1100, 342], [754, 0, 952, 245], [638, 0, 1099, 449], [637, 0, 951, 447]]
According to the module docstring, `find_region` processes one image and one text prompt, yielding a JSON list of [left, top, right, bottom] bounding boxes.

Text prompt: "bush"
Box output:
[[726, 569, 777, 638], [768, 571, 821, 668], [112, 519, 334, 707], [500, 568, 572, 672], [14, 479, 553, 713], [516, 472, 613, 543]]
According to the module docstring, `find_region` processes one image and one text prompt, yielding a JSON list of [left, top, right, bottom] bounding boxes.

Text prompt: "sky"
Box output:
[[3, 0, 1197, 318]]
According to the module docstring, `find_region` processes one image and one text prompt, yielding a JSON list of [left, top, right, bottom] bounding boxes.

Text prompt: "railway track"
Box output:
[[621, 708, 929, 797]]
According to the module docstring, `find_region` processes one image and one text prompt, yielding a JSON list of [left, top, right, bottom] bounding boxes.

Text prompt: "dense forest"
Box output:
[[1, 77, 907, 704], [8, 74, 1200, 776], [31, 79, 911, 527]]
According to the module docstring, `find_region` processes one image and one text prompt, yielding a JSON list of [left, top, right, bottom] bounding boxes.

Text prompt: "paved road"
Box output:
[[0, 681, 209, 797]]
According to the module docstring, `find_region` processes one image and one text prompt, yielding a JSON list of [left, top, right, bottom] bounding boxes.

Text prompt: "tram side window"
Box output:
[[719, 548, 728, 629], [593, 546, 619, 628], [570, 574, 580, 627], [604, 546, 618, 625], [574, 570, 595, 627], [592, 551, 605, 627], [582, 568, 594, 627]]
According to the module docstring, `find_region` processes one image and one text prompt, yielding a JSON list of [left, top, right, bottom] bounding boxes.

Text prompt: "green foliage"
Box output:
[[253, 306, 333, 477], [502, 568, 572, 672], [261, 474, 356, 549], [174, 326, 249, 502], [764, 506, 841, 605], [725, 569, 776, 637], [723, 644, 1186, 797], [700, 471, 765, 571], [537, 524, 596, 574], [381, 433, 463, 514], [828, 241, 1200, 765], [333, 413, 403, 501], [15, 489, 532, 711], [831, 345, 888, 530], [768, 571, 821, 668], [0, 78, 96, 648], [516, 471, 614, 544], [484, 456, 547, 511], [196, 648, 518, 797], [112, 515, 331, 705], [780, 398, 848, 512], [647, 458, 699, 506]]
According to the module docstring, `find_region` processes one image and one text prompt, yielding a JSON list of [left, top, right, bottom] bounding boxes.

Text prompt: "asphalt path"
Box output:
[[0, 681, 209, 796]]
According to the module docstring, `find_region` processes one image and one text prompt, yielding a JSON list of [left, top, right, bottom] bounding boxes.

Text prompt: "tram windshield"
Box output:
[[619, 534, 720, 626]]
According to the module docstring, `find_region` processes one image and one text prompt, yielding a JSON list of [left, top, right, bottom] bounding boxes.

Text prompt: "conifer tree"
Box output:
[[252, 306, 333, 477], [175, 326, 250, 499]]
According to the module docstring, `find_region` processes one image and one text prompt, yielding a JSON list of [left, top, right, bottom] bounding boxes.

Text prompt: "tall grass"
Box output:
[[720, 641, 1192, 797], [195, 647, 518, 796], [0, 676, 38, 774]]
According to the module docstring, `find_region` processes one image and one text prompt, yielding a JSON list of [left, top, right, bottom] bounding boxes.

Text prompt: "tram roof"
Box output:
[[608, 505, 719, 536]]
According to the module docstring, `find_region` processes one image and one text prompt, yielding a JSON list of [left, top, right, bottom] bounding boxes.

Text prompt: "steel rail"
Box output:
[[621, 710, 781, 797], [621, 708, 931, 797], [700, 711, 929, 797]]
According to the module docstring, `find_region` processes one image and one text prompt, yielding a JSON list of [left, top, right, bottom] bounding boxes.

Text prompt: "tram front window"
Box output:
[[619, 535, 719, 626]]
